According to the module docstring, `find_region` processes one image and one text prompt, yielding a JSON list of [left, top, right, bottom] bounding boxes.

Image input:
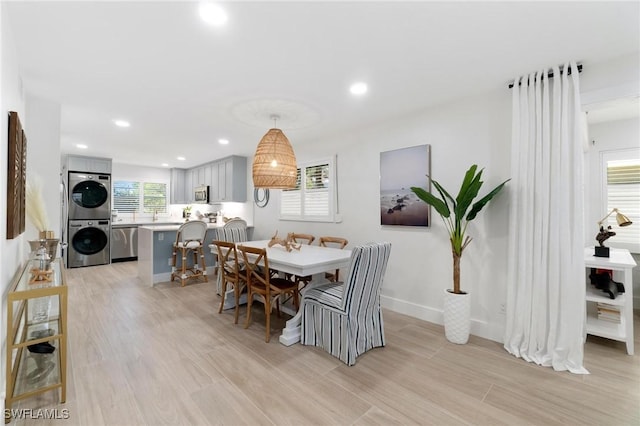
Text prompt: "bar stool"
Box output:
[[171, 220, 209, 287]]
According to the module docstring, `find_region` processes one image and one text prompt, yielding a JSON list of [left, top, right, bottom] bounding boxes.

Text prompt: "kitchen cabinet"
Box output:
[[584, 247, 636, 355], [175, 156, 247, 205], [5, 258, 67, 422], [211, 156, 246, 202], [208, 162, 219, 201], [195, 167, 205, 187], [170, 168, 186, 204], [66, 155, 111, 174], [184, 169, 194, 203]]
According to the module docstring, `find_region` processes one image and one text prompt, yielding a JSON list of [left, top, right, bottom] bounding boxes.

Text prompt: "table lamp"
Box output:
[[594, 208, 633, 257]]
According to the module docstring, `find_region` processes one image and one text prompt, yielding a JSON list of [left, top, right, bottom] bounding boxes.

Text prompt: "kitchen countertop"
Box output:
[[139, 222, 228, 231], [112, 219, 219, 227]]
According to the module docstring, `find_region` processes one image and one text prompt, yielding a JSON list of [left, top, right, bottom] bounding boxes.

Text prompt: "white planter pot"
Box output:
[[443, 289, 470, 344]]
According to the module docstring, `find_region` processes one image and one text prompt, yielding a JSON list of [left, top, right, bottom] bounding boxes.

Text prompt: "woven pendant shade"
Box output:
[[252, 128, 297, 189]]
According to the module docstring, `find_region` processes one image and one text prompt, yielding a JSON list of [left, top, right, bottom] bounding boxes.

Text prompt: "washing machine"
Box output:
[[68, 172, 111, 220], [67, 220, 111, 268]]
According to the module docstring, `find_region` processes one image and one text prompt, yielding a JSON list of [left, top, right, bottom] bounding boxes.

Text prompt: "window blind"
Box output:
[[143, 182, 168, 213], [607, 160, 640, 250], [279, 160, 335, 222], [113, 181, 140, 213]]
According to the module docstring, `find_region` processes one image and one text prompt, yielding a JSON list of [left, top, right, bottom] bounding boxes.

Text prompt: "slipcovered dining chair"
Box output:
[[219, 218, 248, 243], [300, 242, 391, 365], [212, 240, 246, 324], [171, 220, 209, 287], [238, 245, 300, 342], [319, 236, 349, 282]]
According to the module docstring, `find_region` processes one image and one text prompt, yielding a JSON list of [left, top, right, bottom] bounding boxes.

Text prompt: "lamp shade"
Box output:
[[252, 128, 297, 189], [616, 211, 633, 227]]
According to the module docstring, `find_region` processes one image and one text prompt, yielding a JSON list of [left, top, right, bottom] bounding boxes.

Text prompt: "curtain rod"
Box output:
[[508, 63, 583, 89]]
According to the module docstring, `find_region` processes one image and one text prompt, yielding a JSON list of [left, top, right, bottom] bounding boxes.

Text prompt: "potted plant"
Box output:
[[411, 165, 509, 344]]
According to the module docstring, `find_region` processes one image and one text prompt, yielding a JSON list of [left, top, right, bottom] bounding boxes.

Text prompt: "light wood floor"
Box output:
[[11, 261, 640, 425]]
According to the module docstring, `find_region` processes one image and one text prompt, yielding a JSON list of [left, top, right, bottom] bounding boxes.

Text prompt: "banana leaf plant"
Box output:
[[411, 165, 509, 294]]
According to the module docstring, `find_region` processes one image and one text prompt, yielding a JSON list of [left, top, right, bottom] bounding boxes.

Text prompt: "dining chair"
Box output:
[[212, 240, 246, 324], [300, 242, 391, 365], [170, 220, 209, 287], [289, 233, 315, 287], [238, 245, 300, 342], [219, 218, 248, 243], [319, 236, 349, 282]]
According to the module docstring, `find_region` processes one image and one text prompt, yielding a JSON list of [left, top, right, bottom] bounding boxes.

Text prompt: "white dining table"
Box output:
[[209, 239, 352, 345]]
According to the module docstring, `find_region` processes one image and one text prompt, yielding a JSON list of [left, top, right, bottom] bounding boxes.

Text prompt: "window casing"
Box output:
[[601, 149, 640, 254], [279, 157, 338, 222], [113, 180, 168, 215]]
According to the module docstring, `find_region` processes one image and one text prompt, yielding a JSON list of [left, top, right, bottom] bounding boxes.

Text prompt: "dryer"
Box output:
[[67, 220, 110, 268], [68, 172, 111, 220]]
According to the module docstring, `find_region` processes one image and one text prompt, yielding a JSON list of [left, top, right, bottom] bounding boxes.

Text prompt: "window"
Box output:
[[279, 157, 338, 222], [113, 180, 168, 214], [601, 149, 640, 253]]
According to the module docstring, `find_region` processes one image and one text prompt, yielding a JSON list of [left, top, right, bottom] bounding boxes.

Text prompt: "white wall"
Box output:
[[25, 95, 62, 245], [1, 1, 26, 408], [253, 89, 513, 342]]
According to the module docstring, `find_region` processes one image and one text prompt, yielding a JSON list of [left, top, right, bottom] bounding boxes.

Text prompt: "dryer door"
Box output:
[[67, 221, 110, 268], [69, 174, 110, 219]]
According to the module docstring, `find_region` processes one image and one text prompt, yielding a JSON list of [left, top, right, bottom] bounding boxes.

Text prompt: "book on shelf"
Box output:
[[596, 302, 621, 323]]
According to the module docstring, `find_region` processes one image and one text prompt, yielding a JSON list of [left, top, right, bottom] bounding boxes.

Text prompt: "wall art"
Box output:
[[380, 144, 430, 227], [7, 111, 26, 239]]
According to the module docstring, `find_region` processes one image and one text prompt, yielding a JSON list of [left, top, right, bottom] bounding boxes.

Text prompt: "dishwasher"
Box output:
[[111, 225, 138, 262]]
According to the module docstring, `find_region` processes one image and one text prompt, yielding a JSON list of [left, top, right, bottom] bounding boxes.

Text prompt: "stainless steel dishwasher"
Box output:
[[111, 225, 138, 262]]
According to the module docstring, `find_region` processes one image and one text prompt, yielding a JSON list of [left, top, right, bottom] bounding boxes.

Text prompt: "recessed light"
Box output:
[[177, 156, 186, 161], [349, 82, 368, 95], [161, 163, 169, 167], [76, 144, 88, 149], [218, 138, 229, 145], [199, 2, 228, 26], [114, 119, 130, 128]]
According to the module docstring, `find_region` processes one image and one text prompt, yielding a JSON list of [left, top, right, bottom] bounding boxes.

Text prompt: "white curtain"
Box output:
[[504, 61, 589, 374]]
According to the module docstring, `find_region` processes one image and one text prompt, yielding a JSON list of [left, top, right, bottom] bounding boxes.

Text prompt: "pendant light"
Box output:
[[252, 115, 298, 189]]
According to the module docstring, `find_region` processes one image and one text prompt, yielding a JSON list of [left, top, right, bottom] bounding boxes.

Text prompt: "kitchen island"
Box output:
[[138, 222, 252, 286]]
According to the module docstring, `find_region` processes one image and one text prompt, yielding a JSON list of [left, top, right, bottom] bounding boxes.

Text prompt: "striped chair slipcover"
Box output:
[[301, 242, 391, 366], [218, 219, 248, 243]]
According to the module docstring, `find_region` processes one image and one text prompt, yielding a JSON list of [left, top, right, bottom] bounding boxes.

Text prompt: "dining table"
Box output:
[[209, 239, 352, 346]]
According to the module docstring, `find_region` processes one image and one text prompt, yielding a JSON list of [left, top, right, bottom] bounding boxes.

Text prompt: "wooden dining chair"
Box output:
[[319, 236, 349, 282], [170, 220, 208, 286], [301, 242, 391, 365], [238, 245, 300, 342], [212, 240, 246, 324], [289, 233, 315, 287]]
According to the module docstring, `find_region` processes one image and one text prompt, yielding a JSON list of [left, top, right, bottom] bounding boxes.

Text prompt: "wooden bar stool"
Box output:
[[171, 220, 209, 287]]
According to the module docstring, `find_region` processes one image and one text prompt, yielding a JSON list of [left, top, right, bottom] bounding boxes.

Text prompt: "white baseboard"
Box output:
[[380, 295, 505, 344]]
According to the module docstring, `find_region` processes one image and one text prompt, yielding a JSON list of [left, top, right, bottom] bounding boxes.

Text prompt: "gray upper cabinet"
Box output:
[[66, 155, 112, 174], [184, 169, 194, 203], [170, 155, 247, 205], [208, 162, 219, 201], [170, 168, 186, 204], [213, 156, 246, 202]]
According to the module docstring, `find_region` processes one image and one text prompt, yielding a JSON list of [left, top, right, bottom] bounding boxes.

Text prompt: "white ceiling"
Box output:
[[5, 1, 640, 169]]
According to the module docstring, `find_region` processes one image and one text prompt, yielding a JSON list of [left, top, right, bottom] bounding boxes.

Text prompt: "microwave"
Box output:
[[194, 185, 209, 203]]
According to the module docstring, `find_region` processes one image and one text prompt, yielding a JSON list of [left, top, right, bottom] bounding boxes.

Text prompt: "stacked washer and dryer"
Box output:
[[67, 172, 111, 268]]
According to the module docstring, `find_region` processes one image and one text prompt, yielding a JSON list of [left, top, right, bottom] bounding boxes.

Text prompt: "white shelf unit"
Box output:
[[584, 247, 636, 355]]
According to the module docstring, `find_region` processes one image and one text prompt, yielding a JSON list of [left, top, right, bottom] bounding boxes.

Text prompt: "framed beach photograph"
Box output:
[[380, 144, 430, 227]]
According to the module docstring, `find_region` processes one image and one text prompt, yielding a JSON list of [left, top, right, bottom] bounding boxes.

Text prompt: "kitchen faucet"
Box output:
[[153, 209, 158, 222]]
